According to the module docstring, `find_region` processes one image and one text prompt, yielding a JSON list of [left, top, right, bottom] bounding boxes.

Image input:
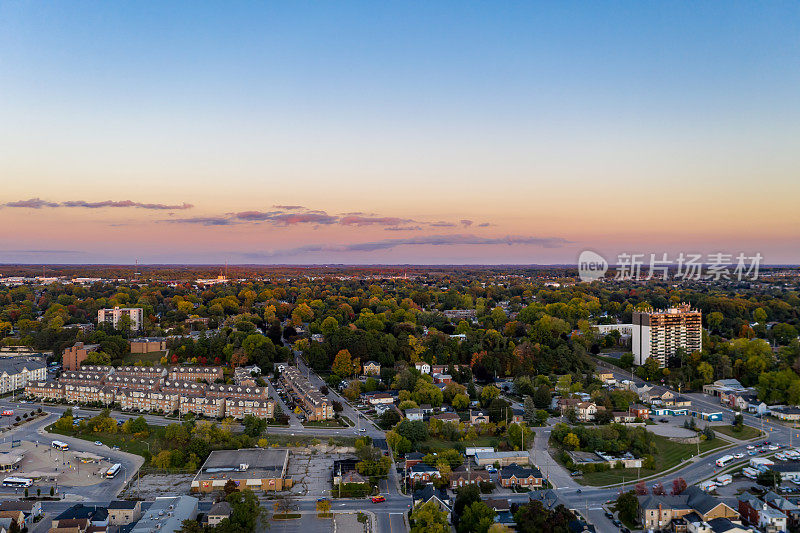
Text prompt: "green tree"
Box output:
[[457, 501, 495, 533], [615, 490, 639, 525], [410, 501, 450, 533]]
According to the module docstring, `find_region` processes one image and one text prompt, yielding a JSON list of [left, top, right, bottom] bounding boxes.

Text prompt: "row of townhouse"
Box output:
[[280, 366, 333, 420], [64, 364, 224, 383], [25, 379, 274, 420]]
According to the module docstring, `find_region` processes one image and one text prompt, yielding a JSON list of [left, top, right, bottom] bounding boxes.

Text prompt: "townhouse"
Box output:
[[169, 366, 224, 383], [280, 366, 333, 420], [25, 381, 64, 401], [638, 486, 739, 531], [224, 398, 274, 420]]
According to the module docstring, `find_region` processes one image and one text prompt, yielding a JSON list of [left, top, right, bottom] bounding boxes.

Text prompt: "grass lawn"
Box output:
[[418, 436, 498, 452], [47, 423, 166, 457], [580, 434, 729, 486], [304, 418, 347, 428], [121, 351, 166, 365], [713, 425, 762, 440]]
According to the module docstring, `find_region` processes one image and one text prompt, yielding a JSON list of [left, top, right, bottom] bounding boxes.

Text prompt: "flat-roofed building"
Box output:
[[473, 451, 530, 468], [98, 307, 143, 331], [129, 338, 167, 354], [632, 304, 702, 367], [62, 343, 99, 371], [192, 448, 291, 493], [131, 496, 197, 533]]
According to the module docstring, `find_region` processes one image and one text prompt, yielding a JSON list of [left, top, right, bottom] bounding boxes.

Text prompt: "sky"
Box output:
[[1, 1, 798, 265]]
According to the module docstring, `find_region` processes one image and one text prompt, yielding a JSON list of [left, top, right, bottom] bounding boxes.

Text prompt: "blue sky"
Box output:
[[1, 2, 798, 264]]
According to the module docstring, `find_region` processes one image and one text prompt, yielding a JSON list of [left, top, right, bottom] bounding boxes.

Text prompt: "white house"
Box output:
[[415, 362, 431, 374]]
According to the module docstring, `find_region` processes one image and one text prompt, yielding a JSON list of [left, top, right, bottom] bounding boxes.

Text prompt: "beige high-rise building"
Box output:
[[98, 307, 143, 330], [632, 304, 702, 367]]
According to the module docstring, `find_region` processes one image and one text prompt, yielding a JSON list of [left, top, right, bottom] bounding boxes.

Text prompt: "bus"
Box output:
[[51, 440, 69, 451], [105, 463, 122, 479], [2, 476, 33, 488], [715, 455, 734, 467]]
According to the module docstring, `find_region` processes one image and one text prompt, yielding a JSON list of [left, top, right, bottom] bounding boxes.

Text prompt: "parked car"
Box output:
[[371, 496, 385, 503], [94, 441, 103, 446]]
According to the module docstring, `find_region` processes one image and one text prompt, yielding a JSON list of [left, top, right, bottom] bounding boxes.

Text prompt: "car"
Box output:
[[660, 418, 669, 423], [317, 497, 329, 502], [612, 519, 622, 527], [486, 466, 497, 473], [571, 471, 582, 477], [747, 445, 755, 450], [734, 453, 745, 459], [357, 428, 367, 433], [770, 445, 779, 451], [604, 512, 614, 519], [576, 489, 582, 494], [748, 450, 757, 456], [112, 445, 120, 450], [371, 496, 385, 503], [94, 441, 103, 446]]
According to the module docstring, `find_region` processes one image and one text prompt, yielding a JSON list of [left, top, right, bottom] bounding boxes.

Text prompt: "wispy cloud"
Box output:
[[430, 221, 456, 227], [166, 216, 236, 226], [460, 219, 473, 227], [242, 234, 570, 258], [477, 222, 491, 227], [4, 198, 193, 210], [272, 205, 306, 210], [1, 249, 82, 254], [339, 215, 414, 226], [385, 225, 423, 231]]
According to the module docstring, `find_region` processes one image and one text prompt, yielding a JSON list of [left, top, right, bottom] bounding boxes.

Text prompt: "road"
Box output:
[[0, 408, 143, 500]]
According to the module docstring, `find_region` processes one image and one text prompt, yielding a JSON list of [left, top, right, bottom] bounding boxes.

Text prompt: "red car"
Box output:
[[371, 496, 386, 503]]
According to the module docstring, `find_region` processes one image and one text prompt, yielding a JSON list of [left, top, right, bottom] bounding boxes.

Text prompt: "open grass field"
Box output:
[[712, 425, 763, 440], [580, 434, 729, 486], [47, 422, 167, 458]]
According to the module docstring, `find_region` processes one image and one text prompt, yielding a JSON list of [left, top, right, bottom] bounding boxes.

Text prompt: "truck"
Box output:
[[716, 455, 735, 467], [1, 410, 13, 416], [716, 474, 732, 486], [742, 467, 758, 479]]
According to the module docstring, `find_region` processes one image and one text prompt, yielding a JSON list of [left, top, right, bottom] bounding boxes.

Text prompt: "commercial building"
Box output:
[[632, 304, 702, 367], [191, 448, 291, 492], [107, 501, 142, 526], [131, 496, 197, 533], [473, 451, 530, 468], [129, 338, 167, 353], [97, 307, 144, 331], [0, 359, 47, 394]]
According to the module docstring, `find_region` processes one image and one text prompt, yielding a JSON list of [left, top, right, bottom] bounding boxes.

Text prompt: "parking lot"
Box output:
[[286, 451, 355, 498]]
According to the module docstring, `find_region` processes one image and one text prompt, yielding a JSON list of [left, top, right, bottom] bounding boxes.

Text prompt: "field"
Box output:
[[580, 435, 729, 486], [47, 423, 166, 458], [712, 425, 762, 440]]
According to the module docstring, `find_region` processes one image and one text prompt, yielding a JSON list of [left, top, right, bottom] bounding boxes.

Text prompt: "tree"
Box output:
[[227, 489, 262, 532], [619, 352, 634, 370], [452, 393, 470, 410], [757, 469, 780, 488], [672, 477, 687, 495], [563, 432, 580, 450], [652, 482, 666, 495], [480, 385, 500, 405], [224, 478, 239, 495], [615, 490, 639, 524], [533, 385, 551, 409], [457, 501, 495, 533], [332, 349, 355, 377], [524, 396, 537, 423], [410, 500, 450, 533], [634, 481, 648, 495], [151, 450, 172, 469], [316, 499, 331, 517]]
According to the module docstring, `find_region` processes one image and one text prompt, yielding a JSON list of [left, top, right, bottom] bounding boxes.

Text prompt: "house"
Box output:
[[432, 373, 452, 384], [557, 398, 581, 416], [432, 412, 460, 423], [408, 463, 440, 482], [740, 494, 787, 532], [449, 465, 492, 488], [405, 408, 423, 421], [367, 393, 394, 406], [763, 490, 800, 523], [363, 361, 380, 376], [412, 484, 451, 522], [629, 404, 651, 419], [0, 501, 42, 519], [402, 452, 425, 470], [575, 402, 600, 422], [499, 463, 543, 488], [415, 362, 431, 374], [638, 486, 738, 531], [510, 408, 524, 424], [206, 502, 232, 526], [469, 410, 490, 425], [641, 388, 675, 405], [612, 411, 637, 423]]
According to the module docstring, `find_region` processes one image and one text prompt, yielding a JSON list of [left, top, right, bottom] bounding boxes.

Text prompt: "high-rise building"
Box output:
[[632, 304, 702, 367], [62, 342, 100, 370], [98, 307, 144, 331]]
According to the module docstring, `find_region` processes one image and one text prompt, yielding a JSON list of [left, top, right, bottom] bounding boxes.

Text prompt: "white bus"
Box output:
[[716, 455, 735, 467], [105, 463, 122, 479], [2, 476, 33, 488], [51, 440, 69, 451], [742, 467, 758, 479]]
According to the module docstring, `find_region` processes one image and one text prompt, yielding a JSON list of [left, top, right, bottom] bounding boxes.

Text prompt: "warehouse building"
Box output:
[[191, 448, 291, 493]]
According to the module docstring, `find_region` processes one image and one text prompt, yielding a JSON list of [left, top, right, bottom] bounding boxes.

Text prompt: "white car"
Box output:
[[94, 441, 103, 446], [769, 445, 779, 451], [747, 445, 755, 450], [733, 453, 745, 459]]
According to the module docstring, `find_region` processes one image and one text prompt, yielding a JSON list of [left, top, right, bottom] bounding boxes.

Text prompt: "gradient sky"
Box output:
[[1, 2, 798, 264]]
